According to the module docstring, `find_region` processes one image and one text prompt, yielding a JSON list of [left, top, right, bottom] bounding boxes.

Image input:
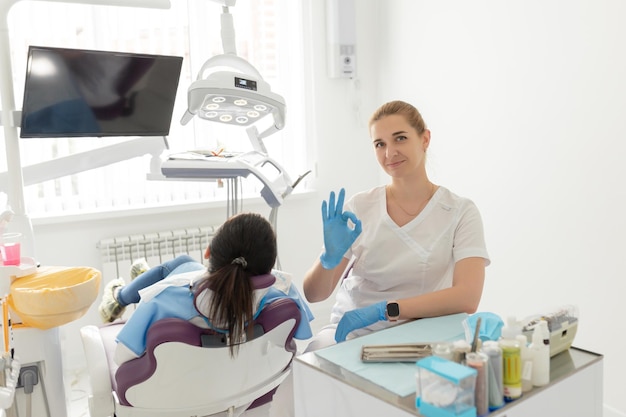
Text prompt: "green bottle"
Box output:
[[499, 316, 522, 401]]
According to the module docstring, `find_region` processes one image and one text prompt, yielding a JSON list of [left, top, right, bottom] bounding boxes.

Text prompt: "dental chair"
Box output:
[[80, 297, 301, 417]]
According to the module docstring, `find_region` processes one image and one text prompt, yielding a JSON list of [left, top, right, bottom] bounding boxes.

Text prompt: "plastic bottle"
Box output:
[[530, 319, 550, 387], [517, 334, 533, 393], [451, 339, 471, 364], [481, 341, 504, 411], [465, 352, 489, 416], [499, 316, 522, 402], [432, 342, 453, 361]]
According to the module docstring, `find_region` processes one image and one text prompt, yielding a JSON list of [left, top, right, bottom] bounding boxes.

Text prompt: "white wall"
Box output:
[[375, 0, 625, 415]]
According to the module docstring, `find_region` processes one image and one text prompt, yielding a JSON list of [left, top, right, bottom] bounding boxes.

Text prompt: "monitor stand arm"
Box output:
[[0, 136, 169, 188]]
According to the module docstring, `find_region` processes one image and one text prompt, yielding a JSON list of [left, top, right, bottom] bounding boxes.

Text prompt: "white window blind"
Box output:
[[1, 0, 308, 217]]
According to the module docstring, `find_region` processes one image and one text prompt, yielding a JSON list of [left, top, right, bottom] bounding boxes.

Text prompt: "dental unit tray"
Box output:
[[361, 343, 435, 363], [158, 150, 293, 208]]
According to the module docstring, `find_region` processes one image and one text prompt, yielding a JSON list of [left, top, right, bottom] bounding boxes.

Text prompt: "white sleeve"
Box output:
[[453, 200, 490, 265]]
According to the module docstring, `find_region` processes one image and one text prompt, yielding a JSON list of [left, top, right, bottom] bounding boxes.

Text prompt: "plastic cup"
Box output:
[[1, 232, 22, 266]]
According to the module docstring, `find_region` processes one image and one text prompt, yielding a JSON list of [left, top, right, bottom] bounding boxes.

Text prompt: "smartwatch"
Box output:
[[386, 301, 400, 321]]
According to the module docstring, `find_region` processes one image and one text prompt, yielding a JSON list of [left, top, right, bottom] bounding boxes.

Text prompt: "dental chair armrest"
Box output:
[[80, 325, 116, 417]]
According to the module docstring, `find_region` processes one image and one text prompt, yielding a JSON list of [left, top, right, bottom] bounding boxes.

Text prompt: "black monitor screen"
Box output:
[[19, 46, 183, 138]]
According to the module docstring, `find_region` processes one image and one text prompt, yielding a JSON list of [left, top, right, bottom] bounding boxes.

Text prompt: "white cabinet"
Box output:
[[489, 352, 603, 417]]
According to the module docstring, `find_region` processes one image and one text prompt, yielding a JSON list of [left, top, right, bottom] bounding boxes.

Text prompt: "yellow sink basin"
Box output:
[[9, 266, 101, 329]]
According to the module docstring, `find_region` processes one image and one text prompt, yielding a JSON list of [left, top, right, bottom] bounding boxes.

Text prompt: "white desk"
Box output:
[[293, 316, 603, 417]]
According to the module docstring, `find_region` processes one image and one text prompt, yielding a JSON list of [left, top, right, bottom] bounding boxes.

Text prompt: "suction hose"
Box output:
[[20, 368, 37, 417]]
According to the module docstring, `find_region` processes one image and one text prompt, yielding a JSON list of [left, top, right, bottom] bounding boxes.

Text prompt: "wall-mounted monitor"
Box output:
[[19, 46, 183, 138]]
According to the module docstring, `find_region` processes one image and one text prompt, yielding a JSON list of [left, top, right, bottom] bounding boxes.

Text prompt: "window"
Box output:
[[1, 0, 308, 217]]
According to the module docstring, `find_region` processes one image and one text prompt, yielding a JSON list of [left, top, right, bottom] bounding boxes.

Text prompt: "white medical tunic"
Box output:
[[329, 185, 490, 334]]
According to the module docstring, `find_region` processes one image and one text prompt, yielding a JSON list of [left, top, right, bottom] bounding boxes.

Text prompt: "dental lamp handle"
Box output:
[[180, 110, 194, 126]]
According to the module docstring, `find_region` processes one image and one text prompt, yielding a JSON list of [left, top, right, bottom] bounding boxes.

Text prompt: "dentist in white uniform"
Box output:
[[303, 100, 491, 348]]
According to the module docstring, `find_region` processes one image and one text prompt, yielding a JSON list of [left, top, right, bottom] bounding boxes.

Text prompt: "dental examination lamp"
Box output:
[[161, 0, 300, 210], [180, 0, 286, 146], [180, 53, 286, 144]]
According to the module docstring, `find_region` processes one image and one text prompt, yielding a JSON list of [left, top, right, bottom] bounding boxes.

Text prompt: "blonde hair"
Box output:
[[368, 100, 427, 135]]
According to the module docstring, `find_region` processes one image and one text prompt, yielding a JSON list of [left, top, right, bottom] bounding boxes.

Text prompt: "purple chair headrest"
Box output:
[[251, 273, 276, 289]]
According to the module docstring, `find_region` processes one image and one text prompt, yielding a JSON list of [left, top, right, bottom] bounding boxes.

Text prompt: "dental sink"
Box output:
[[8, 266, 101, 329]]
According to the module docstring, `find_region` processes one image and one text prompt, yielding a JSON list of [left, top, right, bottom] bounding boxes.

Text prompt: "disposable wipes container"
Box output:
[[521, 305, 578, 357], [416, 356, 477, 417]]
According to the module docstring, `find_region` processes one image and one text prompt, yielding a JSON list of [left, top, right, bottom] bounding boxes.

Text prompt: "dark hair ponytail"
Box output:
[[194, 212, 277, 356]]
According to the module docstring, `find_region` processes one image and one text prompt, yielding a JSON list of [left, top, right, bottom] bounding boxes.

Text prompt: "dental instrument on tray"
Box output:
[[360, 343, 436, 363]]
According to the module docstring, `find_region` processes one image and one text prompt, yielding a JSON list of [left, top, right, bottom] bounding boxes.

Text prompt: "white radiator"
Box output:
[[97, 225, 219, 281]]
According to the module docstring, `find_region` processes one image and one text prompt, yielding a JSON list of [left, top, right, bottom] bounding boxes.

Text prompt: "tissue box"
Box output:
[[521, 305, 579, 357], [416, 356, 477, 417]]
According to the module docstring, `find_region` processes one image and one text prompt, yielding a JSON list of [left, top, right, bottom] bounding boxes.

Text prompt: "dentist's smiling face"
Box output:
[[370, 114, 430, 179]]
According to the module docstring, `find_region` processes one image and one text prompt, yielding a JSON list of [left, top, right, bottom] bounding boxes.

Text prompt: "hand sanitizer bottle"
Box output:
[[499, 316, 522, 401], [517, 334, 533, 393], [530, 319, 550, 387]]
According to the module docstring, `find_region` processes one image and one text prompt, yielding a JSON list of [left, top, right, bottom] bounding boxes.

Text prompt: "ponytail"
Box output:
[[193, 212, 277, 357], [195, 264, 254, 357]]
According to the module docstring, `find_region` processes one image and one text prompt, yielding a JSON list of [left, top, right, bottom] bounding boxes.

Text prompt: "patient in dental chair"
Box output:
[[97, 212, 313, 365]]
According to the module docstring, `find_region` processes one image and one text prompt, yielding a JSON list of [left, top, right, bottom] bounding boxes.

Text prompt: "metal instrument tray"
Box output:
[[360, 343, 434, 363]]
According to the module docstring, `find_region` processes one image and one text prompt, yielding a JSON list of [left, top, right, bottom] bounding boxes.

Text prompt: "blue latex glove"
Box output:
[[320, 188, 362, 270], [335, 301, 387, 343]]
